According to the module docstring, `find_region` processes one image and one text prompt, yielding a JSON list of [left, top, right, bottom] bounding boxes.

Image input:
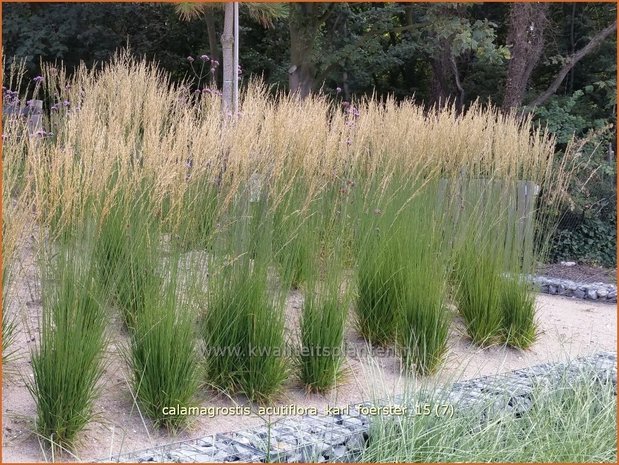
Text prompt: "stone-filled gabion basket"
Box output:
[[102, 351, 617, 463], [532, 275, 617, 302]]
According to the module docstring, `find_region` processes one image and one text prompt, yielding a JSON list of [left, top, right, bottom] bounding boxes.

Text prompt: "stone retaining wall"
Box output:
[[532, 275, 616, 302], [103, 351, 617, 463]]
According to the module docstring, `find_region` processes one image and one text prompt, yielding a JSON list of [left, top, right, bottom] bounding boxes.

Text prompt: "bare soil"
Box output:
[[2, 233, 617, 463]]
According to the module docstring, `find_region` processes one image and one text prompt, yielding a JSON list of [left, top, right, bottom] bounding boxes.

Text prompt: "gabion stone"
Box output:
[[574, 289, 586, 299], [587, 289, 598, 300]]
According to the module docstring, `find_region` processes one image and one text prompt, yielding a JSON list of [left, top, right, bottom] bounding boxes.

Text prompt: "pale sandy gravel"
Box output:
[[2, 234, 616, 462]]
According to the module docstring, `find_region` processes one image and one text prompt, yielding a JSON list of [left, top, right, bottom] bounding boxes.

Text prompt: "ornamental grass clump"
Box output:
[[2, 267, 19, 365], [297, 201, 349, 392], [298, 289, 347, 392], [355, 232, 403, 346], [354, 176, 438, 348], [203, 260, 288, 402], [354, 180, 405, 346], [499, 206, 538, 349], [394, 185, 450, 375], [500, 275, 537, 349], [449, 180, 511, 346], [360, 367, 616, 462], [272, 181, 317, 290], [28, 248, 107, 454], [453, 239, 504, 347], [203, 196, 287, 402], [172, 174, 220, 252], [127, 256, 200, 431], [93, 186, 159, 331]]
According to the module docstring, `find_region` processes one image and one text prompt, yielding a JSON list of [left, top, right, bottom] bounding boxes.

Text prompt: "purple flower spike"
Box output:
[[63, 100, 70, 107], [33, 76, 44, 83], [200, 54, 209, 62], [51, 104, 59, 111], [187, 56, 195, 63], [336, 87, 342, 93], [210, 68, 216, 74], [342, 101, 350, 108]]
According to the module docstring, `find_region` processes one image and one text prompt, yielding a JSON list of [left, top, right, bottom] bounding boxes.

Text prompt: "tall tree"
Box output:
[[175, 2, 287, 112], [502, 3, 550, 110], [288, 3, 333, 98], [529, 19, 617, 108]]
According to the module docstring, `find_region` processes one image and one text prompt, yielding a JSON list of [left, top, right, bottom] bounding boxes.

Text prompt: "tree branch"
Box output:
[[528, 20, 617, 108]]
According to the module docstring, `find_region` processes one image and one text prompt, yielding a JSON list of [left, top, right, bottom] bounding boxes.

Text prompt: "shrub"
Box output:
[[549, 215, 616, 267]]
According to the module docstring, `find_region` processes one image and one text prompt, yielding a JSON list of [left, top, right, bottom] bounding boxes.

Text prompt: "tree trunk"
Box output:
[[430, 39, 456, 108], [289, 4, 323, 98], [529, 20, 617, 108], [204, 9, 219, 65], [221, 3, 234, 115], [502, 3, 550, 110]]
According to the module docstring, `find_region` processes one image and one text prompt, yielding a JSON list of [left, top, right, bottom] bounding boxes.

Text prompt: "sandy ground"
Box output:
[[2, 233, 617, 463]]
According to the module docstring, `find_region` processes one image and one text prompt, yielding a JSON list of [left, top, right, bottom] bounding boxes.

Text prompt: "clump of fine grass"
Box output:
[[354, 181, 404, 346], [272, 180, 316, 290], [127, 256, 200, 431], [361, 367, 617, 462], [203, 261, 288, 402], [297, 199, 348, 392], [355, 236, 402, 346], [172, 174, 219, 252], [27, 248, 107, 454], [298, 290, 347, 392], [394, 185, 450, 375], [93, 185, 158, 331], [500, 275, 537, 349], [499, 183, 539, 350], [449, 180, 507, 346], [2, 304, 19, 365], [453, 240, 504, 346], [354, 177, 439, 348], [202, 196, 288, 402], [2, 266, 19, 365]]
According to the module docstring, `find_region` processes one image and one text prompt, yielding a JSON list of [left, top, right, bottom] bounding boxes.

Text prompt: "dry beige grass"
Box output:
[[3, 52, 575, 273]]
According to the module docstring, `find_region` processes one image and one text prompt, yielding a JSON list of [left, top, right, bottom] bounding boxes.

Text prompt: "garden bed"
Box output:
[[3, 57, 616, 463], [2, 230, 616, 463]]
